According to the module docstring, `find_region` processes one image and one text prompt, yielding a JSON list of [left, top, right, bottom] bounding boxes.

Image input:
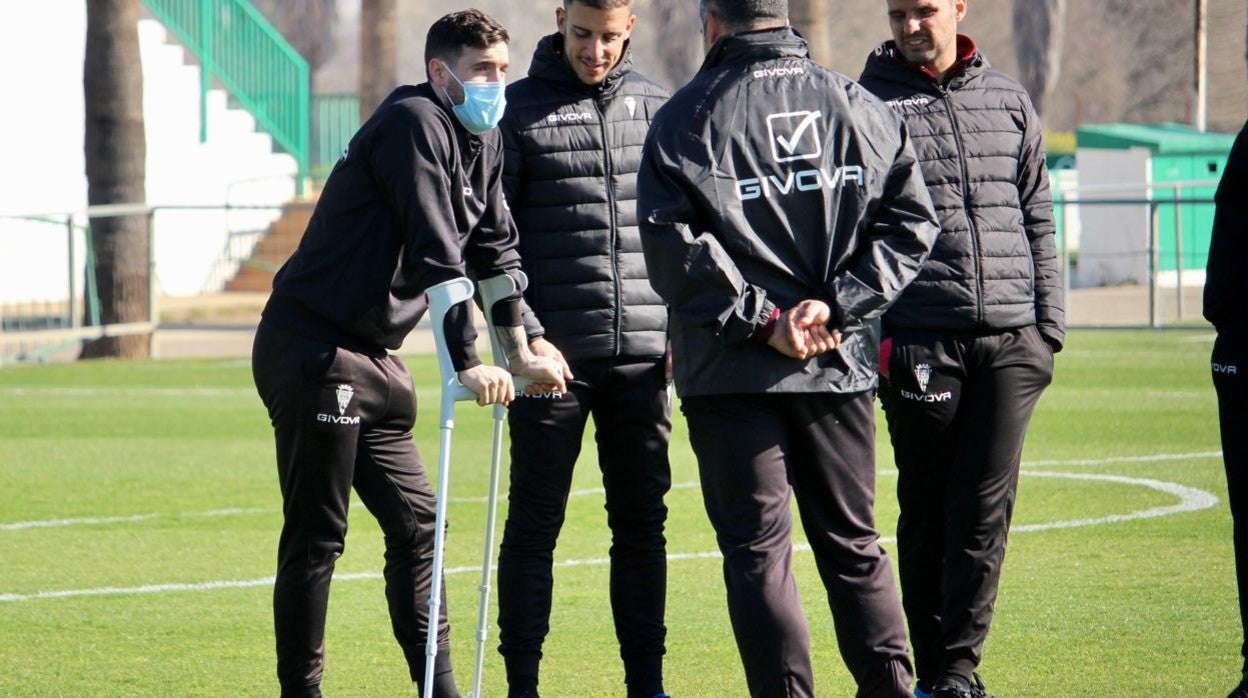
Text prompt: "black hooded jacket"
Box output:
[[263, 83, 531, 370], [1204, 120, 1248, 334], [500, 33, 670, 360], [638, 29, 939, 397], [859, 42, 1065, 350]]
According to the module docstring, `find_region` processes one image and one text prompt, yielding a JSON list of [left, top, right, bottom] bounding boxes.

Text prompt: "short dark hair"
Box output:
[[700, 0, 788, 29], [564, 0, 632, 9], [424, 9, 509, 67]]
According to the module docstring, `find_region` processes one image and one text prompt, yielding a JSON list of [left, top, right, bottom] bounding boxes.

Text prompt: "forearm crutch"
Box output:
[[423, 273, 527, 698]]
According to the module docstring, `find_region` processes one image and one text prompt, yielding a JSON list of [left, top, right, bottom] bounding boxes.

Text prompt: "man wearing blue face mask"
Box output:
[[252, 9, 568, 698]]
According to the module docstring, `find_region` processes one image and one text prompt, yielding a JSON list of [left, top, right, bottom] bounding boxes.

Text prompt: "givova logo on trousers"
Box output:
[[900, 363, 953, 402], [318, 384, 361, 425]]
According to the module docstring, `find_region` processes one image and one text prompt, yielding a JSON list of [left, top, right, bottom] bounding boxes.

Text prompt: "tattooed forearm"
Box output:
[[496, 325, 531, 365]]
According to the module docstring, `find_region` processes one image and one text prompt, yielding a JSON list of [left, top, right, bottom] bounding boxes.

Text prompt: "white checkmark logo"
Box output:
[[766, 110, 823, 163], [774, 111, 821, 154]]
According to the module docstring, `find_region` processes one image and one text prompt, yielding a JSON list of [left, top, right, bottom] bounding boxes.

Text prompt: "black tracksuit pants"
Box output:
[[681, 391, 914, 698], [496, 356, 672, 695], [880, 325, 1053, 687], [252, 321, 454, 696], [1213, 328, 1248, 671]]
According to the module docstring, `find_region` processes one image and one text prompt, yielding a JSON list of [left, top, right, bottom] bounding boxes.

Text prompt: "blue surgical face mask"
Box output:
[[439, 62, 506, 135]]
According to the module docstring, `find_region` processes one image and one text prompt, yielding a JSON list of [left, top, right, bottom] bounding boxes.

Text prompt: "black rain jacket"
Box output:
[[638, 28, 939, 397]]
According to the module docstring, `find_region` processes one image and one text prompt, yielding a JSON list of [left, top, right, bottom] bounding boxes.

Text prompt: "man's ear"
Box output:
[[428, 58, 448, 88], [556, 6, 567, 35], [702, 10, 725, 49]]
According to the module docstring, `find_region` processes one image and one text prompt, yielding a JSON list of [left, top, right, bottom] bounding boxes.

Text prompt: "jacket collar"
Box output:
[[699, 26, 808, 74], [528, 32, 634, 97], [414, 82, 484, 151], [863, 35, 988, 90]]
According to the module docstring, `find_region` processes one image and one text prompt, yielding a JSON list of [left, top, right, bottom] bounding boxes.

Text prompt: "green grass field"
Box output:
[[0, 330, 1237, 697]]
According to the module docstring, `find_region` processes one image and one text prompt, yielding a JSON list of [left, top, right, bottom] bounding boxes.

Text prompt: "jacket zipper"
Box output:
[[940, 85, 986, 325], [596, 96, 623, 356]]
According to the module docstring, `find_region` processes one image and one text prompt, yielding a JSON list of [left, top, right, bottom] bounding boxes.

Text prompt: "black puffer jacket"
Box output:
[[501, 34, 670, 360], [859, 41, 1065, 350], [638, 29, 938, 397], [1204, 120, 1248, 334]]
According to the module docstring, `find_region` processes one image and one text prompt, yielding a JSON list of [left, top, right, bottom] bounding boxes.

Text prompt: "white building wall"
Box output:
[[0, 5, 296, 304]]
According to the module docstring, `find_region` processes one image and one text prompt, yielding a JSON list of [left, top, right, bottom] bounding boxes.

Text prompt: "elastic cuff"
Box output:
[[452, 340, 482, 372], [751, 305, 782, 343], [1039, 330, 1064, 353], [492, 297, 523, 327]]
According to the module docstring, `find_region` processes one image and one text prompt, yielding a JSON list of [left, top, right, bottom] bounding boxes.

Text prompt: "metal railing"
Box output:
[[0, 202, 293, 365], [1, 204, 157, 365], [1052, 183, 1217, 328], [311, 94, 360, 184], [143, 0, 310, 194], [0, 188, 1221, 366]]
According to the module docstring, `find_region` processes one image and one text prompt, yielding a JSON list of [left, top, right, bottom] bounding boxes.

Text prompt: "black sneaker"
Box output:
[[931, 673, 993, 698], [507, 687, 540, 698], [1228, 672, 1248, 698]]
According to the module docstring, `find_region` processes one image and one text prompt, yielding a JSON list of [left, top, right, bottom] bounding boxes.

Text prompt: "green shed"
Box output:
[[1074, 123, 1235, 285]]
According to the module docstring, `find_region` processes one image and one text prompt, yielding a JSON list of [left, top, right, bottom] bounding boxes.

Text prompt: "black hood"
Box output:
[[528, 32, 635, 97]]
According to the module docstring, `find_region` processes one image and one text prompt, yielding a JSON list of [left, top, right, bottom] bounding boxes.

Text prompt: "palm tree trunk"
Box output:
[[81, 0, 148, 359], [635, 0, 701, 89], [359, 0, 398, 122], [789, 0, 833, 67], [1013, 0, 1067, 117]]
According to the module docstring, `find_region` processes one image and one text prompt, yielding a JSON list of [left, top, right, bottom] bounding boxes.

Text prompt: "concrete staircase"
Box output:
[[224, 202, 315, 292]]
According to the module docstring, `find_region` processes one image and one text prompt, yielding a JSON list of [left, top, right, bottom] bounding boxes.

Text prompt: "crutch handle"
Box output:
[[426, 273, 533, 416]]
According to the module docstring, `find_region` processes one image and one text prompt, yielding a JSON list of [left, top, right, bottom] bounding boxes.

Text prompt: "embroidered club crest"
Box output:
[[336, 384, 355, 416], [914, 364, 932, 393], [624, 96, 637, 118]]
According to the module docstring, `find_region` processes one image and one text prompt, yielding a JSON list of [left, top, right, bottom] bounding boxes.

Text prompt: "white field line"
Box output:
[[1012, 471, 1218, 533], [449, 481, 703, 505], [0, 387, 254, 398], [0, 508, 271, 532], [1019, 450, 1222, 469], [1, 451, 1223, 532], [0, 468, 1219, 603]]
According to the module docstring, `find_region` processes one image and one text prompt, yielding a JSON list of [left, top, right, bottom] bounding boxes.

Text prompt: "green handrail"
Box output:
[[143, 0, 310, 195], [311, 94, 360, 183]]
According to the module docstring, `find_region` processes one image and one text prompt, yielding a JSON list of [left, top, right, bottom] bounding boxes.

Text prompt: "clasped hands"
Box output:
[[767, 300, 843, 360], [457, 337, 571, 407]]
